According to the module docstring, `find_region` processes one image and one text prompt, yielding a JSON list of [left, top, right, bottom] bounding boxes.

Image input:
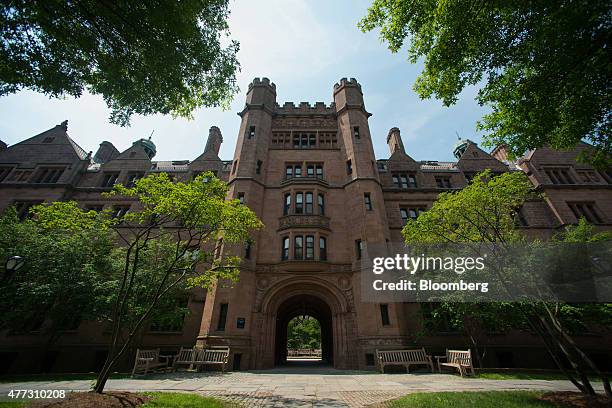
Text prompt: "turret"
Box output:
[[204, 126, 223, 156], [333, 77, 365, 111], [387, 127, 405, 155], [453, 138, 475, 159], [132, 137, 157, 159], [245, 77, 276, 110]]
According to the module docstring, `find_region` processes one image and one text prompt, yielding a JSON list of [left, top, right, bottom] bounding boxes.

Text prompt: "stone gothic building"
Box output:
[[0, 78, 610, 373]]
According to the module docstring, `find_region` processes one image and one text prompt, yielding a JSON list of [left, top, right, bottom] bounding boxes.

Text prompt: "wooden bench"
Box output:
[[131, 348, 171, 376], [376, 348, 434, 373], [173, 346, 230, 372], [436, 349, 475, 377]]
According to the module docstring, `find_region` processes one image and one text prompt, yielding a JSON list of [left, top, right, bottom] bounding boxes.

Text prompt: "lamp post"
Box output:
[[2, 255, 25, 283]]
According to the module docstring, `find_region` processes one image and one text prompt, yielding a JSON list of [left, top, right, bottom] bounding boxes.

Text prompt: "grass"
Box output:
[[142, 392, 236, 407], [384, 391, 554, 407], [0, 402, 28, 408], [477, 371, 602, 381], [0, 373, 129, 383], [0, 393, 235, 408]]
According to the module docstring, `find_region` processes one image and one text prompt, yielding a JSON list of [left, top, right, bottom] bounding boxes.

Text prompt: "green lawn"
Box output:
[[477, 371, 602, 381], [142, 392, 236, 407], [0, 393, 236, 408], [0, 402, 27, 408], [385, 391, 554, 408]]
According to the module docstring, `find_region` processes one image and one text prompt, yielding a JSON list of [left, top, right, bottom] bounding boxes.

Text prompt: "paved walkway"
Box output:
[[0, 366, 603, 407]]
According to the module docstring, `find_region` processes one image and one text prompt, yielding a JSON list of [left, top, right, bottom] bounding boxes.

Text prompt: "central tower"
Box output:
[[197, 78, 397, 370]]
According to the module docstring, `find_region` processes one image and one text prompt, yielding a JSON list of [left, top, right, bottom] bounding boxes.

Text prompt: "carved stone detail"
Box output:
[[278, 215, 330, 231]]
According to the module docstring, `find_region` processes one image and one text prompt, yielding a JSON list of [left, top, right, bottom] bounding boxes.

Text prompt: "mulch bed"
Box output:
[[538, 391, 612, 408], [27, 392, 150, 408]]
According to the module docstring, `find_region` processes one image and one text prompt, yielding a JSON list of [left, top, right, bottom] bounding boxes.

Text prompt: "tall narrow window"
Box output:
[[568, 202, 603, 224], [294, 236, 303, 260], [0, 167, 13, 182], [245, 242, 251, 259], [354, 126, 360, 139], [318, 194, 325, 215], [286, 166, 293, 179], [281, 237, 290, 260], [408, 174, 418, 187], [305, 192, 313, 214], [295, 165, 302, 177], [232, 160, 238, 175], [380, 304, 391, 326], [355, 239, 363, 260], [346, 160, 352, 175], [400, 175, 408, 189], [400, 209, 409, 225], [295, 192, 303, 214], [307, 165, 314, 177], [319, 237, 327, 261], [248, 126, 256, 139], [238, 192, 245, 204], [284, 193, 291, 215], [305, 235, 314, 260], [256, 160, 262, 174], [217, 303, 228, 331], [101, 173, 119, 187], [364, 193, 373, 211], [316, 165, 323, 179]]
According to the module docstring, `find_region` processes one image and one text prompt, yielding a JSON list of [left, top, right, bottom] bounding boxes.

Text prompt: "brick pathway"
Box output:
[[0, 366, 605, 407]]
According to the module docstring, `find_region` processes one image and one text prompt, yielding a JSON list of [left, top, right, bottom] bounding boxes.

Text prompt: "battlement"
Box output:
[[274, 101, 336, 115], [248, 77, 276, 92], [333, 77, 362, 91]]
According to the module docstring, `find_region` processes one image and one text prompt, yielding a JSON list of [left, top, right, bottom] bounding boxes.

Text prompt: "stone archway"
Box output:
[[252, 277, 357, 369], [275, 294, 332, 365]]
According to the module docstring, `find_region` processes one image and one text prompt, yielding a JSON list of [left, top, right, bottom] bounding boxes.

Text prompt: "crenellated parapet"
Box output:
[[333, 77, 362, 94], [274, 101, 336, 116], [248, 77, 276, 93]]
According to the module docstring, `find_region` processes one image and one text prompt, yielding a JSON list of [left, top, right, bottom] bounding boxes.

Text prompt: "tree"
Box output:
[[91, 172, 262, 393], [0, 203, 115, 370], [0, 1, 240, 126], [359, 1, 611, 167], [287, 316, 321, 350], [402, 171, 611, 396]]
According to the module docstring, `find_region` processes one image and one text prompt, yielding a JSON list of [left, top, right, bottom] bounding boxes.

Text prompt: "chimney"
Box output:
[[205, 126, 223, 156], [93, 141, 120, 164], [387, 127, 405, 155]]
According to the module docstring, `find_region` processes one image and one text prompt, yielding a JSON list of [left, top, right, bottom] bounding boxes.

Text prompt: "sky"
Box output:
[[0, 0, 491, 163]]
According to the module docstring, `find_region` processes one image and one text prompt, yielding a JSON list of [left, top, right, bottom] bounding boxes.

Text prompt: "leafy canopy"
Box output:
[[402, 170, 536, 244], [360, 0, 611, 167], [0, 1, 240, 125], [0, 203, 115, 334]]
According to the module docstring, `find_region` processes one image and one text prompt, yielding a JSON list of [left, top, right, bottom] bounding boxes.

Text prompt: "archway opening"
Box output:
[[275, 294, 333, 366], [287, 315, 322, 362]]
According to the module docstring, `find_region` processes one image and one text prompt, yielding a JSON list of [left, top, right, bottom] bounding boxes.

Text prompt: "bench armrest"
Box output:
[[435, 356, 447, 362], [137, 357, 155, 363]]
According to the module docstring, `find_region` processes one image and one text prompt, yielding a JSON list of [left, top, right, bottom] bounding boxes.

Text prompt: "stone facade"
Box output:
[[0, 78, 610, 374]]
